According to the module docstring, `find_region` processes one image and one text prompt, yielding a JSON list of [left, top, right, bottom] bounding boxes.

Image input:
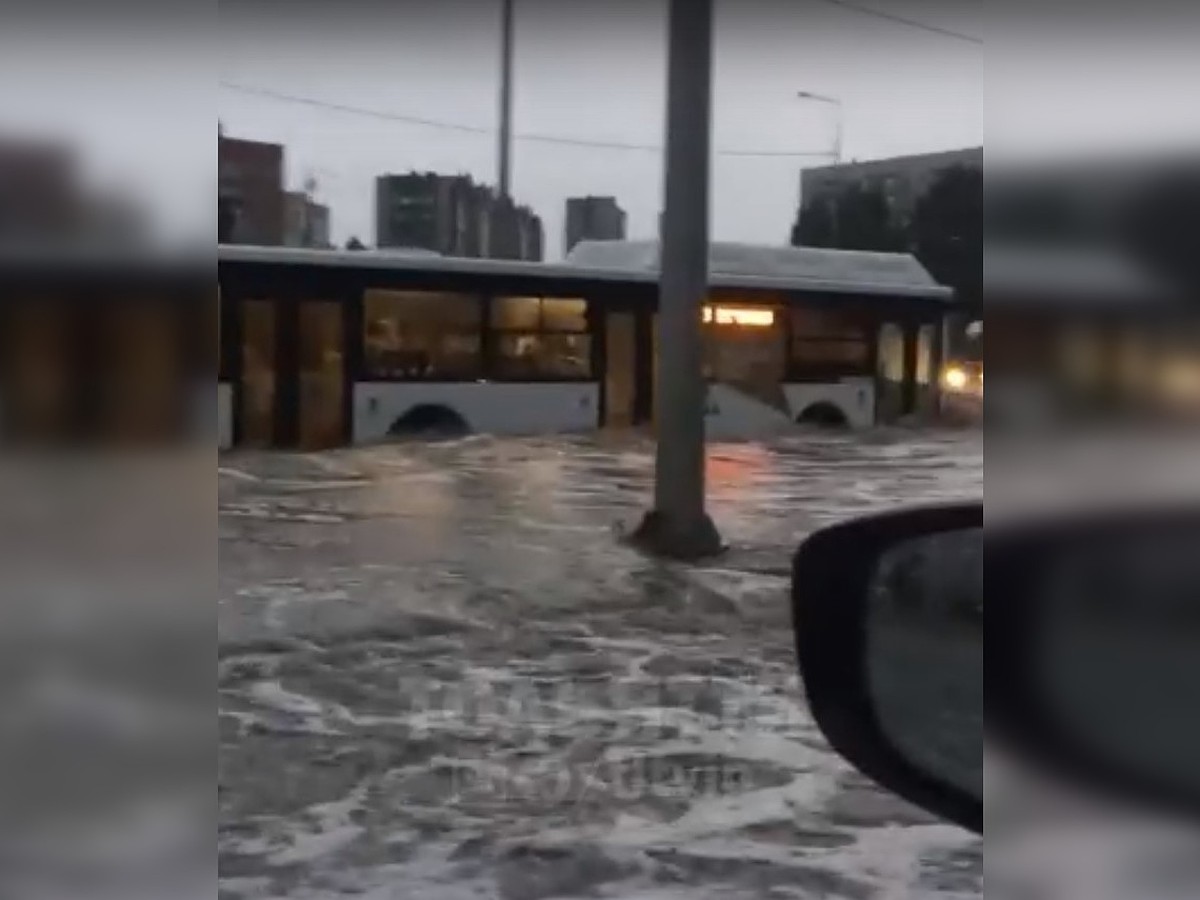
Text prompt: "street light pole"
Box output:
[[631, 0, 722, 559], [497, 0, 515, 198]]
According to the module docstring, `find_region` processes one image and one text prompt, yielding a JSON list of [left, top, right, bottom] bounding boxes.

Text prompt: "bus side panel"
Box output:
[[353, 382, 600, 440], [784, 378, 875, 428]]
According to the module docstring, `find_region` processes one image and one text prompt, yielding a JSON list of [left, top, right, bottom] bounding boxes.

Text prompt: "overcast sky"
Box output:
[[215, 0, 984, 257], [2, 1, 1197, 251]]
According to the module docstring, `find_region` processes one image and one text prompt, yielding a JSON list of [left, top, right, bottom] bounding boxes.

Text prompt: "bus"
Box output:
[[0, 241, 956, 447], [217, 241, 954, 449]]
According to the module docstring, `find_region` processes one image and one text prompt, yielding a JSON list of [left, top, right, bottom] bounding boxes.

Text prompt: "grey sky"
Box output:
[[217, 0, 983, 257], [2, 2, 213, 242], [3, 1, 1196, 251]]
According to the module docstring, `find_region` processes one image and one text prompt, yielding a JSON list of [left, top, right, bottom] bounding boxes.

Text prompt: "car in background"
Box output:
[[940, 359, 983, 424]]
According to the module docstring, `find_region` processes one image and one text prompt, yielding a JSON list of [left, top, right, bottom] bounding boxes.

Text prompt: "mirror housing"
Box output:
[[792, 503, 984, 834], [795, 502, 1200, 834], [989, 505, 1200, 824]]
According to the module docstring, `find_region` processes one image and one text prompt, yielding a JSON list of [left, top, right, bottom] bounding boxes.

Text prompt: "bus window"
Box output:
[[494, 333, 591, 379], [492, 297, 592, 379], [364, 290, 482, 379], [539, 298, 588, 331], [490, 295, 541, 330], [916, 324, 936, 385], [702, 303, 784, 384], [877, 323, 905, 383], [789, 308, 871, 375]]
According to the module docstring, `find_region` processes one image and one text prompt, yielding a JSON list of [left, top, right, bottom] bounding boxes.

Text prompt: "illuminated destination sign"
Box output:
[[702, 306, 775, 327]]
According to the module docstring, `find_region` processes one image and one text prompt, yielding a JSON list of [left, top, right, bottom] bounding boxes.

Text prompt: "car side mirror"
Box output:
[[794, 502, 1200, 835], [792, 504, 983, 833], [989, 505, 1200, 824]]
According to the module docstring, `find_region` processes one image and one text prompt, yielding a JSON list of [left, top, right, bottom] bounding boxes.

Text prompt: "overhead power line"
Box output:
[[218, 81, 836, 159], [813, 0, 983, 45]]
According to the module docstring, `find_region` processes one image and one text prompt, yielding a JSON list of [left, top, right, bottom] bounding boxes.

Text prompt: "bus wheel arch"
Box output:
[[387, 403, 471, 437], [796, 401, 850, 428]]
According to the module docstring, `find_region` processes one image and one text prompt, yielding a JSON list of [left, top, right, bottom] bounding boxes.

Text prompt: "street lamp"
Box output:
[[797, 91, 843, 163], [497, 0, 515, 199]]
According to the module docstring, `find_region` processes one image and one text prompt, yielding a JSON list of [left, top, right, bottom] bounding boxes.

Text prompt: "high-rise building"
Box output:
[[377, 172, 468, 253], [219, 131, 285, 245], [375, 171, 542, 260], [488, 194, 544, 261], [308, 203, 331, 249], [797, 147, 982, 231], [564, 195, 626, 255], [523, 212, 544, 262], [284, 191, 331, 248]]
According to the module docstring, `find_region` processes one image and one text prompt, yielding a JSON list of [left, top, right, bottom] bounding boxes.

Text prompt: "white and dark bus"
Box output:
[[217, 241, 954, 449], [0, 240, 955, 447]]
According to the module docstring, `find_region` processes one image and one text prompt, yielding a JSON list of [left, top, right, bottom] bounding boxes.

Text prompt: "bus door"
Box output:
[[604, 312, 636, 428], [297, 300, 345, 450], [238, 299, 278, 447]]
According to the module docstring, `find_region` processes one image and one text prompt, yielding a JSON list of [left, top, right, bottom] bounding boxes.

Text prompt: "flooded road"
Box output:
[[219, 429, 982, 900]]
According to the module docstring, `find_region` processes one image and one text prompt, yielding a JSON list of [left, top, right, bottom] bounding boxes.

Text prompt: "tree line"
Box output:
[[790, 164, 982, 307], [790, 161, 1199, 308]]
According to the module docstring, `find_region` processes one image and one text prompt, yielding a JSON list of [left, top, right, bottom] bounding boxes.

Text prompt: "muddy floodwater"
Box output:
[[219, 429, 983, 900]]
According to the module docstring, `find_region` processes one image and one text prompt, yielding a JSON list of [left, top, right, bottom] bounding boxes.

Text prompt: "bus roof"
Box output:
[[219, 242, 954, 302], [566, 239, 949, 299]]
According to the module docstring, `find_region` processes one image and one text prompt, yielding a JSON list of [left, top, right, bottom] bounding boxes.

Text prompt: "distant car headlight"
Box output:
[[943, 366, 969, 392]]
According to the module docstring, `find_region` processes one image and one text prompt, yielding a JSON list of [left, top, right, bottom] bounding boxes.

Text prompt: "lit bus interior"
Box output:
[[212, 247, 951, 448]]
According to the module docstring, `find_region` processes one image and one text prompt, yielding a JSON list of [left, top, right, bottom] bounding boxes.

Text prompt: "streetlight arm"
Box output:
[[797, 90, 843, 162], [797, 90, 840, 107]]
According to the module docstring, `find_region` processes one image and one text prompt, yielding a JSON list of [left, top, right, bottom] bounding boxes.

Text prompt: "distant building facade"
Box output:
[[376, 172, 454, 252], [219, 130, 285, 245], [564, 195, 626, 255], [800, 147, 982, 230], [489, 195, 544, 261], [308, 203, 330, 248], [284, 191, 331, 248], [375, 171, 542, 260]]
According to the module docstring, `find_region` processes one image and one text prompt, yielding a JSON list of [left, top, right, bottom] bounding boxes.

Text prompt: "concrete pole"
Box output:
[[497, 0, 515, 199], [631, 0, 722, 559]]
